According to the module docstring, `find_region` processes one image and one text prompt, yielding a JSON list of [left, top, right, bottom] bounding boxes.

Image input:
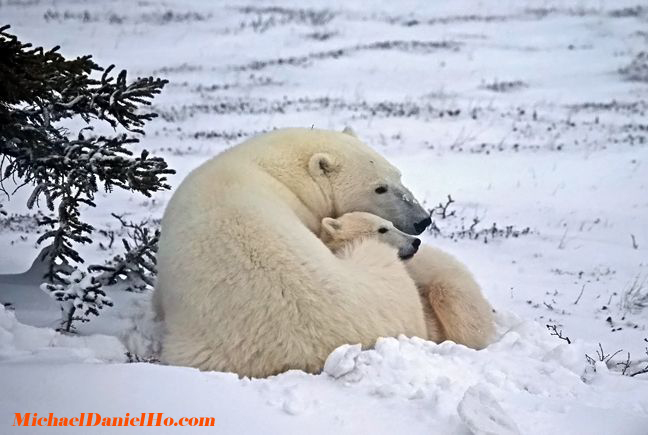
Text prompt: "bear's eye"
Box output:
[[375, 186, 388, 194], [378, 227, 388, 234]]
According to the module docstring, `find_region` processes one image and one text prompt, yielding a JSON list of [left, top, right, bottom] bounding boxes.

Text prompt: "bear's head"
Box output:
[[320, 212, 421, 260], [307, 130, 431, 235]]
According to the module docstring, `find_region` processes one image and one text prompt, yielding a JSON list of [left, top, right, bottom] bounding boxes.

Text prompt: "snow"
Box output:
[[1, 304, 647, 434], [1, 0, 648, 433], [0, 305, 125, 364], [458, 385, 521, 435]]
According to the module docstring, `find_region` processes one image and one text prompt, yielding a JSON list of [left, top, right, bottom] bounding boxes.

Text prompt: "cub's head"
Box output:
[[320, 212, 421, 260]]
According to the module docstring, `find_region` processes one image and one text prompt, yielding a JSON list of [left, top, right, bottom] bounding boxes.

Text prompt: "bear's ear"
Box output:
[[342, 126, 358, 138], [308, 153, 339, 177], [321, 217, 341, 235]]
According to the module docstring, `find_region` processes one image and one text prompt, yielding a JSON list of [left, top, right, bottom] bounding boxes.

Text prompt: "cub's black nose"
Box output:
[[412, 238, 421, 248], [413, 217, 431, 234]]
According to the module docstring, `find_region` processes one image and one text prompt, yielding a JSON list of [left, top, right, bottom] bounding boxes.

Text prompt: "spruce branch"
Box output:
[[0, 26, 174, 331], [40, 268, 113, 332], [89, 214, 160, 292]]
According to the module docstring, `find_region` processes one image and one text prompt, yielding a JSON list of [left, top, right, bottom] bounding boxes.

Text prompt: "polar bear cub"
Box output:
[[320, 212, 495, 349]]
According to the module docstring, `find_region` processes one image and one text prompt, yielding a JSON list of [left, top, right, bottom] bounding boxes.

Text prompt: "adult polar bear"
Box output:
[[156, 128, 432, 377]]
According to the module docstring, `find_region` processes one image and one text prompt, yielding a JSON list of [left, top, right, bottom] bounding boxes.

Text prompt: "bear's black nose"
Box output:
[[413, 217, 431, 234], [412, 238, 421, 248]]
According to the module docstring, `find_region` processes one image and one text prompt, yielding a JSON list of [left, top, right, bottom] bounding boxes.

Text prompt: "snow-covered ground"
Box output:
[[1, 0, 648, 433]]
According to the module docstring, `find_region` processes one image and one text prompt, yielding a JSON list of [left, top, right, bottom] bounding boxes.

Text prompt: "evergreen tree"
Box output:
[[0, 25, 174, 331], [40, 270, 113, 332], [90, 214, 160, 292]]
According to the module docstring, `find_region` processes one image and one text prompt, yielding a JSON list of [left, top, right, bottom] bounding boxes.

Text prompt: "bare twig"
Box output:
[[630, 344, 648, 377], [630, 366, 648, 377], [558, 228, 568, 249], [617, 352, 632, 375], [586, 343, 623, 366], [573, 284, 586, 305], [546, 324, 571, 344], [431, 194, 455, 219]]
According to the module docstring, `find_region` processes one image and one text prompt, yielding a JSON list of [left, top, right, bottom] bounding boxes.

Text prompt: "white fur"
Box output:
[[405, 245, 495, 349], [156, 128, 428, 377], [322, 212, 495, 349]]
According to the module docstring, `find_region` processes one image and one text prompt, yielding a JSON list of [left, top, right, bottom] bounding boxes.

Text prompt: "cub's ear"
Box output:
[[308, 153, 339, 177], [321, 217, 341, 235], [342, 126, 357, 137]]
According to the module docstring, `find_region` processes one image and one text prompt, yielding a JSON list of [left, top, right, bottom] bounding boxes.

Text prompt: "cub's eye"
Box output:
[[375, 186, 388, 194], [378, 227, 388, 234]]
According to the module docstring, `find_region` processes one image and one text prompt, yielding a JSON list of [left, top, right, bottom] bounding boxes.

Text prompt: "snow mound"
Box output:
[[323, 343, 362, 378], [1, 305, 647, 434], [115, 292, 164, 359], [0, 305, 126, 364], [315, 313, 648, 434], [458, 385, 520, 435]]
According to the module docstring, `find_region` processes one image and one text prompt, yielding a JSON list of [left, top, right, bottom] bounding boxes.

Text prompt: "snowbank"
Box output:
[[2, 305, 647, 434]]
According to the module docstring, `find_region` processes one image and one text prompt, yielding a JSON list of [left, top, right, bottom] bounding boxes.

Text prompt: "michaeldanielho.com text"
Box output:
[[13, 413, 216, 427]]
